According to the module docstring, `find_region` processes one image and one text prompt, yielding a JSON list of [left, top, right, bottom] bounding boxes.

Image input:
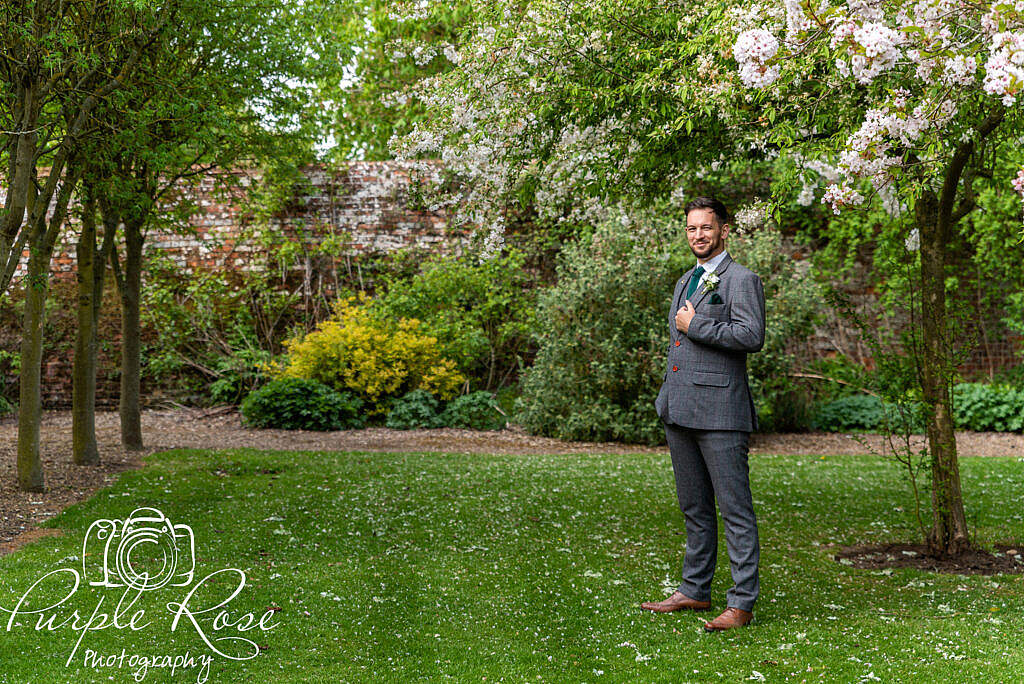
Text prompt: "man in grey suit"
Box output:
[[641, 197, 766, 632]]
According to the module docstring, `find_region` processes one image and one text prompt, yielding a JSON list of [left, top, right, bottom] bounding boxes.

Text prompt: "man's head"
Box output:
[[684, 197, 729, 262]]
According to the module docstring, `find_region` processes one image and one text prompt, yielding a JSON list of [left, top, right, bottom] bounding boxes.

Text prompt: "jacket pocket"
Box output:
[[704, 303, 729, 320], [692, 371, 730, 387]]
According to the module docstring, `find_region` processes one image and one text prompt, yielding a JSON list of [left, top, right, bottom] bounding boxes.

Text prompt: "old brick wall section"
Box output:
[[8, 160, 469, 408], [41, 160, 464, 278]]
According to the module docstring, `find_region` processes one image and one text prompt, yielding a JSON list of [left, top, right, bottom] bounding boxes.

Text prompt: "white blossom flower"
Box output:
[[984, 32, 1024, 105], [734, 29, 780, 87], [822, 183, 865, 213], [734, 200, 769, 232], [905, 227, 920, 251]]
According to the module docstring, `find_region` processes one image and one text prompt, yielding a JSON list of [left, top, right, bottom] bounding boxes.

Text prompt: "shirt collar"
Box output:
[[697, 250, 728, 274]]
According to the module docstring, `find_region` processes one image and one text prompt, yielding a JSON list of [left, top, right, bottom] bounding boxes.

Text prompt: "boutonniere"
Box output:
[[702, 272, 720, 294]]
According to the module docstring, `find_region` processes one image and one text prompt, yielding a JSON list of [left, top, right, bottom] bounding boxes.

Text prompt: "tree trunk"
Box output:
[[16, 242, 48, 492], [72, 194, 100, 465], [916, 189, 970, 556], [118, 220, 145, 450]]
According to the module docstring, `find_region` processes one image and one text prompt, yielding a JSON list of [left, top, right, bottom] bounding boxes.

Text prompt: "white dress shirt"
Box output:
[[693, 250, 729, 294]]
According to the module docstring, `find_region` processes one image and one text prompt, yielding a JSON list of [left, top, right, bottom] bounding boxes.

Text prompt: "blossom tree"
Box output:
[[396, 0, 1024, 556]]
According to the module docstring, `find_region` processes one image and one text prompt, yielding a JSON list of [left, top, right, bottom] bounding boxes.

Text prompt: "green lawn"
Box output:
[[1, 448, 1023, 682]]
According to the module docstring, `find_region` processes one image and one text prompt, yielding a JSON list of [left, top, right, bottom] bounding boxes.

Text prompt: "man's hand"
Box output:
[[675, 300, 696, 334]]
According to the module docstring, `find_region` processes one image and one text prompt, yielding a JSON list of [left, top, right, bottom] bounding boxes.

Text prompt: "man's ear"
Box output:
[[720, 222, 730, 240]]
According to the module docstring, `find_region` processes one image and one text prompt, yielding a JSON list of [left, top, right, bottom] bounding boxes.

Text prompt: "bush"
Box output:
[[240, 377, 364, 431], [992, 364, 1024, 387], [374, 250, 537, 390], [812, 394, 886, 431], [813, 384, 1024, 433], [514, 211, 683, 444], [276, 297, 465, 414], [953, 383, 1024, 432], [436, 392, 506, 430], [142, 255, 299, 406], [386, 390, 442, 429], [515, 206, 825, 443], [208, 347, 276, 405], [812, 394, 925, 433]]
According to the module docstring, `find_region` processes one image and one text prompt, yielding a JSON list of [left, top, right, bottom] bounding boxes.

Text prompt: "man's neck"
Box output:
[[697, 248, 726, 266]]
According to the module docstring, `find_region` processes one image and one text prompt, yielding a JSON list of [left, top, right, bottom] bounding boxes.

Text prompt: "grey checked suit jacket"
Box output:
[[654, 254, 766, 432]]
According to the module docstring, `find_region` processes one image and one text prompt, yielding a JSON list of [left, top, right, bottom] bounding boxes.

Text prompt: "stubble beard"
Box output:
[[689, 238, 720, 260]]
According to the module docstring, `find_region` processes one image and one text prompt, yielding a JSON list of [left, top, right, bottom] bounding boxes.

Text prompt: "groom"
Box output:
[[642, 197, 766, 632]]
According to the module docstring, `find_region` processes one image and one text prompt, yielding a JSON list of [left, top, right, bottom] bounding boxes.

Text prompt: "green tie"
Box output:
[[686, 265, 705, 300]]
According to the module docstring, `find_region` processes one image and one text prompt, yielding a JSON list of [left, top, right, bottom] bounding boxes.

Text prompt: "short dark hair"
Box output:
[[684, 197, 729, 226]]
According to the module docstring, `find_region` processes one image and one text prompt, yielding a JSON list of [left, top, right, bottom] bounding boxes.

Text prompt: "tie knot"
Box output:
[[693, 265, 705, 279]]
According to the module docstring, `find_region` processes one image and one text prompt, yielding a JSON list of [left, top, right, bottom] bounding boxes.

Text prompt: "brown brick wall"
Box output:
[[4, 161, 469, 408]]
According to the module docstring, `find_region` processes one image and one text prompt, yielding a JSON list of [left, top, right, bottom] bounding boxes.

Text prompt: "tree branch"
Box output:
[[937, 107, 1005, 241]]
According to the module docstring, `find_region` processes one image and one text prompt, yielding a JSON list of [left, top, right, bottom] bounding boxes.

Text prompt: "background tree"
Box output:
[[398, 0, 1024, 556], [71, 176, 115, 465], [2, 0, 176, 491], [95, 0, 326, 452], [3, 0, 326, 485], [316, 0, 471, 161]]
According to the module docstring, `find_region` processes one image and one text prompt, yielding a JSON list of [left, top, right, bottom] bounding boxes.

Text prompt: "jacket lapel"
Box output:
[[690, 254, 733, 310]]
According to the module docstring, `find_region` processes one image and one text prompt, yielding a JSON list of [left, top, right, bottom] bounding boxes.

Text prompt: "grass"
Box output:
[[1, 448, 1023, 682]]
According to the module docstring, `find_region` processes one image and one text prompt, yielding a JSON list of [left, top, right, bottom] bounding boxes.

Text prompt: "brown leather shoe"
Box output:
[[703, 607, 753, 631], [640, 591, 711, 613]]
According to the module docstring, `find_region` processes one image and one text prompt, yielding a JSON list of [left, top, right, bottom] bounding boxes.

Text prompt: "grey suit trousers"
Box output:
[[664, 421, 759, 613]]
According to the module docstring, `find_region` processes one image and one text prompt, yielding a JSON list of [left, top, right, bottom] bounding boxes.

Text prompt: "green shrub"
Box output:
[[374, 250, 537, 390], [812, 394, 925, 433], [514, 211, 682, 444], [0, 396, 12, 416], [386, 390, 442, 429], [209, 348, 276, 405], [142, 254, 299, 406], [436, 392, 506, 430], [812, 394, 886, 431], [241, 377, 364, 431], [814, 383, 1024, 433], [992, 364, 1024, 387], [953, 383, 1024, 432], [515, 207, 825, 443], [275, 297, 464, 415]]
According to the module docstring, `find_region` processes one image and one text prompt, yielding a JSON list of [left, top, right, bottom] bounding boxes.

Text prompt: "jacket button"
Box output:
[[672, 365, 678, 372], [674, 340, 680, 346]]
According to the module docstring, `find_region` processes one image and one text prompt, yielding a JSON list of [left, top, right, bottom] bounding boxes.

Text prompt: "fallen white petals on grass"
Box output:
[[617, 641, 655, 663]]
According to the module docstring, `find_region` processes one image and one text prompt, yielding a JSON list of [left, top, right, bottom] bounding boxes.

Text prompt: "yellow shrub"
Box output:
[[278, 297, 464, 413]]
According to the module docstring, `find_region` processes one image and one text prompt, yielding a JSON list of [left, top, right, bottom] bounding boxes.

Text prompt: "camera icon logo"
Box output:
[[82, 507, 195, 591]]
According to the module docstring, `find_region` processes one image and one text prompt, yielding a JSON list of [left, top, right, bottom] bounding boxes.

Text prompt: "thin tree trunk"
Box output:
[[72, 188, 111, 465], [916, 189, 970, 556], [16, 161, 81, 491], [118, 219, 145, 450], [16, 241, 48, 492], [72, 195, 99, 464]]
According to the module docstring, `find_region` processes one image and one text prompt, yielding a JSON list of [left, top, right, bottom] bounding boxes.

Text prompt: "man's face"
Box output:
[[686, 208, 729, 261]]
